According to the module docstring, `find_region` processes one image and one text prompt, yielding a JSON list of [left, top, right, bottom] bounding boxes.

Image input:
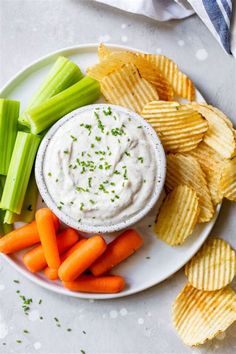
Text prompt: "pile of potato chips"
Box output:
[[173, 238, 236, 346], [88, 44, 236, 346]]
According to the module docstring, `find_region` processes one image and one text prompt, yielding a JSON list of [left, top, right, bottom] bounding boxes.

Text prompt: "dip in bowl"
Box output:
[[35, 104, 166, 233]]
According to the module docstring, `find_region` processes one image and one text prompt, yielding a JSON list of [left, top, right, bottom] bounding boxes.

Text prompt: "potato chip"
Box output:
[[101, 63, 159, 113], [189, 142, 226, 204], [88, 50, 174, 100], [220, 156, 236, 201], [154, 185, 199, 245], [141, 53, 195, 101], [185, 238, 236, 291], [141, 101, 208, 152], [191, 103, 235, 159], [172, 283, 236, 346], [166, 154, 214, 222], [98, 43, 111, 61]]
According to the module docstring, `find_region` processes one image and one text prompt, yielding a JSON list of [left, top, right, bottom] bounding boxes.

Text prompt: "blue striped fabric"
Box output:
[[202, 0, 232, 54]]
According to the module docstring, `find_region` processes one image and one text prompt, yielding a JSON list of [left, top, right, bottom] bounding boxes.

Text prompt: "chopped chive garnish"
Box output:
[[146, 256, 151, 259], [89, 200, 95, 204], [111, 127, 125, 136], [54, 317, 59, 322], [67, 328, 72, 332], [115, 195, 120, 199], [103, 106, 112, 115], [124, 151, 130, 156], [88, 177, 92, 188], [57, 206, 62, 210], [91, 143, 95, 148], [60, 201, 64, 205], [94, 111, 104, 133], [80, 203, 84, 211], [64, 150, 69, 154], [99, 184, 109, 193], [48, 172, 52, 176], [81, 350, 86, 354], [39, 299, 42, 304], [23, 330, 29, 334], [110, 182, 115, 186], [114, 170, 120, 175], [16, 340, 22, 344], [13, 280, 20, 284], [138, 156, 144, 163], [137, 125, 142, 128], [70, 135, 77, 141], [98, 165, 103, 170], [95, 136, 101, 142]]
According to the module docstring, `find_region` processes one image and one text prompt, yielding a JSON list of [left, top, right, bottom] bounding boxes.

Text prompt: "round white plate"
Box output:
[[0, 44, 220, 299]]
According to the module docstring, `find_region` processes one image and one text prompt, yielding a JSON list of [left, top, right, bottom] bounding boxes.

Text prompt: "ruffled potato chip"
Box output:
[[166, 154, 214, 222], [185, 238, 236, 291], [154, 185, 199, 245], [141, 53, 195, 101], [88, 50, 174, 100], [189, 142, 226, 205], [98, 43, 111, 61], [172, 283, 236, 346], [220, 156, 236, 201], [191, 103, 235, 159], [141, 101, 208, 152], [101, 63, 159, 113]]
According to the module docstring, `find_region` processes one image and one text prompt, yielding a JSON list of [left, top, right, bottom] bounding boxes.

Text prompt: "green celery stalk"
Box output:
[[0, 176, 13, 236], [4, 173, 38, 224], [26, 76, 100, 134], [0, 99, 20, 175], [19, 56, 83, 127], [0, 132, 41, 214]]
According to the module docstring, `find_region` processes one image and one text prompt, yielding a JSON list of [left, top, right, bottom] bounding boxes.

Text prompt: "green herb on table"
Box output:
[[138, 156, 144, 163], [70, 135, 77, 142]]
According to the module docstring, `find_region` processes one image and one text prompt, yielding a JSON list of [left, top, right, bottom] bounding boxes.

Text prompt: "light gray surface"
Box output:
[[0, 1, 236, 353]]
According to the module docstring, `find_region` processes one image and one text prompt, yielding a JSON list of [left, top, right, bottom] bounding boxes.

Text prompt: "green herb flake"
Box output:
[[23, 330, 29, 334], [57, 206, 62, 210], [125, 151, 130, 157], [64, 150, 69, 154], [103, 106, 112, 116], [95, 136, 101, 142], [13, 280, 20, 284], [70, 135, 77, 141], [39, 299, 42, 305], [138, 156, 144, 163], [80, 350, 86, 354], [91, 143, 95, 148], [88, 177, 92, 188], [146, 256, 151, 259], [16, 340, 22, 344], [80, 203, 84, 211], [67, 328, 72, 332], [111, 127, 125, 136], [89, 200, 95, 205], [48, 172, 52, 177]]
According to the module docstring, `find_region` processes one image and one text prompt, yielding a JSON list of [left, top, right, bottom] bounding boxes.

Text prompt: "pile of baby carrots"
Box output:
[[0, 208, 144, 293]]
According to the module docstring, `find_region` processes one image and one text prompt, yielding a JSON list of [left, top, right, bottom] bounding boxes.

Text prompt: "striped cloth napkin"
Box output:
[[94, 0, 235, 57]]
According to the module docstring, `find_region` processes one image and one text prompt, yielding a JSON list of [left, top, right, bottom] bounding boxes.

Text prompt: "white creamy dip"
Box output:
[[44, 106, 157, 226]]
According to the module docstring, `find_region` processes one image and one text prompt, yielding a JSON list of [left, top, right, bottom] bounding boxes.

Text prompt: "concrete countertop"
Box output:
[[0, 1, 235, 353]]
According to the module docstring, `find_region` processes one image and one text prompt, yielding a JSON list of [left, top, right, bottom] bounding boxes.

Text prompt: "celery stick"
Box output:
[[26, 76, 100, 134], [0, 132, 41, 214], [0, 176, 13, 236], [19, 56, 83, 127], [0, 99, 20, 175], [4, 173, 38, 224]]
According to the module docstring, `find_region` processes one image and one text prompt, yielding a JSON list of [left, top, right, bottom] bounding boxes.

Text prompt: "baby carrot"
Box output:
[[90, 229, 144, 276], [0, 221, 39, 254], [44, 238, 87, 280], [36, 208, 60, 269], [0, 212, 60, 254], [58, 235, 107, 282], [44, 267, 58, 281], [63, 275, 125, 293], [23, 228, 79, 272]]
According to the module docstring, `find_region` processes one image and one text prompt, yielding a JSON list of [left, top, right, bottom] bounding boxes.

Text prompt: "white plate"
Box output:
[[0, 44, 220, 299]]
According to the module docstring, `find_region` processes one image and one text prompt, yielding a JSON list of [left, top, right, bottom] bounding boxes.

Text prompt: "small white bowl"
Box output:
[[35, 104, 166, 234]]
